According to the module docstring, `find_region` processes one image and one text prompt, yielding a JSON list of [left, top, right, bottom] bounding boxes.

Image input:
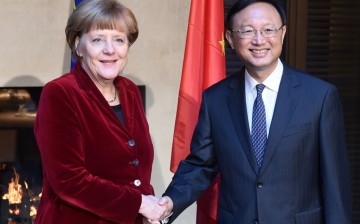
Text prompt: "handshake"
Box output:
[[139, 195, 174, 224]]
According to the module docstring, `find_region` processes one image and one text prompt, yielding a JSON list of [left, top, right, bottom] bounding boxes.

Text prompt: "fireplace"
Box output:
[[0, 85, 146, 223], [0, 87, 43, 224]]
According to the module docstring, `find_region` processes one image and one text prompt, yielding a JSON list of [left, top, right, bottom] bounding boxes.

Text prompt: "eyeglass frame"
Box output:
[[230, 25, 285, 39]]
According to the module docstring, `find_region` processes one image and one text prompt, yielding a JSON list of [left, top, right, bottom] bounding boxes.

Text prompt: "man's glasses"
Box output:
[[231, 25, 285, 39]]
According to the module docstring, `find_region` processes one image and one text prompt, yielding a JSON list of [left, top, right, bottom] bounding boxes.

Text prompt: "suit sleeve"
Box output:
[[319, 85, 352, 224], [164, 93, 218, 222]]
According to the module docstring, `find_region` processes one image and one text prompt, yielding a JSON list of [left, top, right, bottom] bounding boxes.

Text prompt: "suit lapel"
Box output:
[[227, 71, 259, 174], [259, 65, 301, 176]]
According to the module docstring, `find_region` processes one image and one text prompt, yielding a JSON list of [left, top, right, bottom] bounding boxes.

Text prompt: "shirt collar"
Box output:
[[245, 59, 283, 94]]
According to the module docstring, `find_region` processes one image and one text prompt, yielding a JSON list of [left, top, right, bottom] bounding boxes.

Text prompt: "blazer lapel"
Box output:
[[259, 65, 301, 176], [75, 64, 131, 136], [116, 78, 136, 136], [227, 71, 259, 174]]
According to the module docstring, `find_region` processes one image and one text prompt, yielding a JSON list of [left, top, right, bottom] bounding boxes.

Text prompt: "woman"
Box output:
[[34, 0, 165, 223]]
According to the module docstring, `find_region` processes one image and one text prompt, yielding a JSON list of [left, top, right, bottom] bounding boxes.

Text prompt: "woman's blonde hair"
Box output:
[[66, 0, 138, 56]]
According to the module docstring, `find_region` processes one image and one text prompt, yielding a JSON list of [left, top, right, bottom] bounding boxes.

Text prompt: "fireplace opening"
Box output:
[[0, 87, 43, 224]]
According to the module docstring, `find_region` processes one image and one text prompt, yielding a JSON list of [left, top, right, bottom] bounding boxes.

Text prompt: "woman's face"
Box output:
[[75, 29, 129, 82]]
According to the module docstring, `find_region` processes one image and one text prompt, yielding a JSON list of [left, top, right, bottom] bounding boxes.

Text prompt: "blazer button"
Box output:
[[132, 159, 139, 166], [257, 182, 263, 188], [128, 139, 136, 147], [134, 179, 141, 187]]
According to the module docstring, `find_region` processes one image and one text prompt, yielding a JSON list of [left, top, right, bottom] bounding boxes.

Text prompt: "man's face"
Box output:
[[226, 2, 286, 78]]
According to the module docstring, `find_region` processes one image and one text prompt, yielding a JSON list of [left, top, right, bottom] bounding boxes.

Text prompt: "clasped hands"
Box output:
[[139, 195, 173, 224]]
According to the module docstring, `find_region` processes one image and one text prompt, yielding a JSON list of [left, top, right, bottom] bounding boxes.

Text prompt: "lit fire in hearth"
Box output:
[[1, 167, 40, 222], [2, 168, 23, 204]]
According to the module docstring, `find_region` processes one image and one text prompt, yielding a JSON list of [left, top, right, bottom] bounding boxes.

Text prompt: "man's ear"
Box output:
[[225, 30, 235, 49], [281, 25, 286, 45]]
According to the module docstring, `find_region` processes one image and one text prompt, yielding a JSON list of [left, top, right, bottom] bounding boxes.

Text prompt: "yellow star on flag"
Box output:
[[219, 32, 225, 55]]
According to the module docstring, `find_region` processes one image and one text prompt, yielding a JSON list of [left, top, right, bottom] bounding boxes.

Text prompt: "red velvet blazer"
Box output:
[[34, 63, 154, 224]]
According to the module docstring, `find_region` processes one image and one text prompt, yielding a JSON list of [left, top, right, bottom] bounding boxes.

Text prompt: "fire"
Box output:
[[30, 205, 37, 217], [1, 167, 40, 220], [2, 168, 23, 204], [8, 207, 20, 215]]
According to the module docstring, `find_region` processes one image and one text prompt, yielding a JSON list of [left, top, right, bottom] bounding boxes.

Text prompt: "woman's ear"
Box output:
[[74, 37, 82, 57]]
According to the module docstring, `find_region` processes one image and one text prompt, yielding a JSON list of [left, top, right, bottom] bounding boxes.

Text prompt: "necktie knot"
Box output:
[[256, 84, 265, 95]]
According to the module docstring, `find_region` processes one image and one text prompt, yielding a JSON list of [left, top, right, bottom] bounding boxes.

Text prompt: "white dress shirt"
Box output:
[[245, 59, 283, 136]]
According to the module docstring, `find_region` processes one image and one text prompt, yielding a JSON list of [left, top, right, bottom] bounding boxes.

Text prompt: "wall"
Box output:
[[0, 0, 196, 223]]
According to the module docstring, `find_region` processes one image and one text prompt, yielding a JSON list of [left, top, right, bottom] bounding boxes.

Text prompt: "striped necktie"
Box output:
[[252, 84, 267, 167]]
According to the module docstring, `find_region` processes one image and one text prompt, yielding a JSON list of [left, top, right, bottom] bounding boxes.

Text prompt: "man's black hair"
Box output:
[[225, 0, 287, 30]]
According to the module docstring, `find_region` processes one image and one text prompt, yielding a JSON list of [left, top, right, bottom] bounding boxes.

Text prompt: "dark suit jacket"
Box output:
[[34, 63, 154, 224], [164, 64, 351, 224]]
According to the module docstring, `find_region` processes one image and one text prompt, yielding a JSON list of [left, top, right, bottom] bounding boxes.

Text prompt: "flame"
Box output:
[[2, 168, 23, 204], [8, 207, 20, 215], [30, 205, 37, 217], [1, 167, 41, 218]]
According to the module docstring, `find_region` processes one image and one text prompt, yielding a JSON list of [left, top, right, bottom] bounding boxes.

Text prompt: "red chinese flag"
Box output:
[[170, 0, 226, 223]]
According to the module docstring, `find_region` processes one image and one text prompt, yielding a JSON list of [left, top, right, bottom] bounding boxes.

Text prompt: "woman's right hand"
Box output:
[[139, 195, 166, 221]]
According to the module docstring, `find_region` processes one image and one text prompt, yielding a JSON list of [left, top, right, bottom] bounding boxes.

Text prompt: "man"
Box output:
[[159, 0, 352, 223]]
